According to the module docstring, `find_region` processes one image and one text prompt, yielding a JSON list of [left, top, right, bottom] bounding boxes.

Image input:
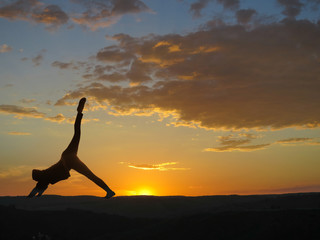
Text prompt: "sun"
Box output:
[[127, 188, 155, 196], [137, 189, 153, 196]]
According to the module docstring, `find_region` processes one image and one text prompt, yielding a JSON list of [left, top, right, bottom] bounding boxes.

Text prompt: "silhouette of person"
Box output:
[[28, 98, 115, 199]]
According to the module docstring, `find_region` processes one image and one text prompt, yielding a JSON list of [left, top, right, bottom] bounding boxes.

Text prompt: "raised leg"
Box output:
[[62, 112, 83, 156], [62, 98, 86, 156]]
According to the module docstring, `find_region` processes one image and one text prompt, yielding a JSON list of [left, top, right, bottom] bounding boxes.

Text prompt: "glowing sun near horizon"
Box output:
[[127, 188, 155, 196]]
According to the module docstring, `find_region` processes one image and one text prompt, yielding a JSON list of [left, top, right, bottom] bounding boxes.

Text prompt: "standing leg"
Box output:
[[71, 157, 115, 198]]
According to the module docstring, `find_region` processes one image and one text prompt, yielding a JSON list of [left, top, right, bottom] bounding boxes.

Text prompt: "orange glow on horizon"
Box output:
[[126, 188, 155, 196]]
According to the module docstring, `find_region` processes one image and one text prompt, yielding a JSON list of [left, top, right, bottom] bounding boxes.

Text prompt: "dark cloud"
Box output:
[[206, 136, 318, 152], [31, 4, 69, 29], [0, 0, 151, 30], [0, 0, 38, 20], [32, 50, 45, 66], [71, 0, 152, 30], [0, 104, 68, 123], [277, 0, 304, 18], [236, 9, 257, 24], [190, 0, 210, 18], [56, 19, 320, 130], [96, 46, 134, 63], [0, 104, 45, 118], [217, 0, 239, 10], [307, 0, 320, 10], [51, 61, 77, 70], [189, 0, 239, 18], [0, 0, 68, 29], [204, 134, 270, 152]]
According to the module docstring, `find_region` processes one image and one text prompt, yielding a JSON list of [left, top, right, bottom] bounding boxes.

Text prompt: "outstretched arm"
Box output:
[[27, 184, 48, 198], [27, 187, 38, 198]]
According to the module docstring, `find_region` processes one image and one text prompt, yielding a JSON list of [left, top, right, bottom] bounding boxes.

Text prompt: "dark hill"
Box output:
[[1, 193, 320, 239]]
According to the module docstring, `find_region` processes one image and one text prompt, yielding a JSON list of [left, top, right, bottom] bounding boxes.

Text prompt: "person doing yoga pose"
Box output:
[[28, 98, 115, 199]]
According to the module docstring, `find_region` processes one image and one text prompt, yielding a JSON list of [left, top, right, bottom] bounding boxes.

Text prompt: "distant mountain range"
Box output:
[[1, 193, 320, 239], [1, 192, 320, 218]]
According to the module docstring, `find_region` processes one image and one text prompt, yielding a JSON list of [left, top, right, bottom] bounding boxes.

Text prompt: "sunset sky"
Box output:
[[1, 0, 320, 197]]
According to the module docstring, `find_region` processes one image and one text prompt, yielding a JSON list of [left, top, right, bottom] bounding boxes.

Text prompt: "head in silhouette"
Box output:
[[32, 169, 43, 182]]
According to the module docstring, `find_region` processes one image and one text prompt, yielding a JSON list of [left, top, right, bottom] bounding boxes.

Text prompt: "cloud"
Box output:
[[32, 54, 43, 66], [51, 61, 77, 70], [0, 165, 43, 179], [307, 0, 320, 10], [204, 143, 271, 152], [276, 137, 320, 146], [121, 162, 189, 171], [276, 137, 313, 144], [236, 9, 257, 24], [277, 0, 304, 18], [71, 0, 152, 30], [56, 19, 320, 130], [45, 113, 66, 123], [204, 134, 271, 152], [0, 104, 45, 118], [19, 98, 36, 104], [0, 44, 12, 53], [204, 135, 320, 152], [190, 0, 210, 18], [31, 4, 69, 29], [0, 0, 151, 30], [188, 0, 240, 19], [260, 184, 320, 194], [0, 0, 69, 29], [0, 0, 38, 20], [2, 83, 14, 88], [306, 141, 320, 145], [0, 104, 69, 123], [217, 0, 240, 10], [7, 131, 31, 135], [32, 49, 45, 66]]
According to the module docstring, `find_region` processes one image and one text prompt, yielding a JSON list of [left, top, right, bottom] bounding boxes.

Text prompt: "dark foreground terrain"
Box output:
[[1, 192, 320, 239]]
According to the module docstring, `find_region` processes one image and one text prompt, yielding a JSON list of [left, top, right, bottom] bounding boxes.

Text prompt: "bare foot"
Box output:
[[77, 97, 86, 113], [105, 190, 116, 199]]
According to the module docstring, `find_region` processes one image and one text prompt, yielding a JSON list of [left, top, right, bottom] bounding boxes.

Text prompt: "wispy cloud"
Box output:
[[257, 184, 320, 194], [0, 43, 12, 53], [45, 113, 66, 123], [0, 165, 37, 179], [51, 61, 78, 70], [204, 133, 271, 152], [19, 98, 36, 104], [120, 162, 189, 171], [0, 104, 72, 124], [0, 104, 45, 118], [276, 137, 314, 144], [205, 135, 320, 152], [7, 131, 31, 135], [32, 49, 46, 66]]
